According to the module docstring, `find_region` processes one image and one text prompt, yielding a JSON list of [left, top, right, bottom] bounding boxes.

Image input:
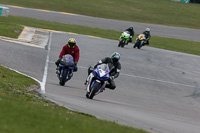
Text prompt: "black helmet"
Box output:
[[111, 52, 120, 63], [130, 26, 134, 30]]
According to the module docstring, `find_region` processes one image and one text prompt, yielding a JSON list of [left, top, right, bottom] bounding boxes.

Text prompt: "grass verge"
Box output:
[[0, 22, 23, 38], [0, 15, 200, 56], [0, 65, 148, 133], [1, 0, 200, 29]]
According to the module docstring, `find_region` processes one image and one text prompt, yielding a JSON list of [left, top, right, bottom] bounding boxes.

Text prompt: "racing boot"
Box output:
[[56, 67, 60, 75]]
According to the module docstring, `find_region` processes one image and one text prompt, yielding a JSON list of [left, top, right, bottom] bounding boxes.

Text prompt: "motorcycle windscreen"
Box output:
[[97, 64, 110, 77], [61, 54, 74, 67]]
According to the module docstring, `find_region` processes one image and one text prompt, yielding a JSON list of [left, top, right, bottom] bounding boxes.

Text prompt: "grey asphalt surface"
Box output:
[[1, 4, 200, 42], [1, 4, 200, 133], [0, 40, 46, 80], [46, 32, 200, 133], [1, 31, 200, 133]]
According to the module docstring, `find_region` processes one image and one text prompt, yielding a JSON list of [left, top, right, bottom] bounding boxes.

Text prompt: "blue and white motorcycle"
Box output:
[[85, 64, 110, 99], [57, 54, 74, 86]]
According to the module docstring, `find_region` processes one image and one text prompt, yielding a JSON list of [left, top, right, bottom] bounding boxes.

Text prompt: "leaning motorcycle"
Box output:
[[118, 31, 130, 48], [57, 54, 74, 86], [133, 33, 146, 49], [85, 64, 110, 99]]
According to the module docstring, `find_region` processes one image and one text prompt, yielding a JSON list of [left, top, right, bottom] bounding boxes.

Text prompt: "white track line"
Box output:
[[41, 32, 52, 93], [1, 65, 42, 88], [120, 73, 195, 88], [48, 61, 195, 88]]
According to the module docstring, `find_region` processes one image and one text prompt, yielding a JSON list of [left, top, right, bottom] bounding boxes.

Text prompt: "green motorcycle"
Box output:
[[118, 31, 130, 48]]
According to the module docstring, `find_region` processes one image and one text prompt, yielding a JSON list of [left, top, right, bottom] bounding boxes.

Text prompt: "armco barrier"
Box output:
[[180, 0, 190, 3], [0, 7, 9, 17], [190, 0, 200, 3]]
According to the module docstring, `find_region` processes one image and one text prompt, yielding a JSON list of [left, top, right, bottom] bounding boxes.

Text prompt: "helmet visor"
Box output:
[[68, 42, 75, 48], [112, 58, 119, 63]]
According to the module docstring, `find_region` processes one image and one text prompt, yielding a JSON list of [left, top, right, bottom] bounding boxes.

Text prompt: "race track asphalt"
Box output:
[[1, 4, 200, 133], [45, 32, 200, 133]]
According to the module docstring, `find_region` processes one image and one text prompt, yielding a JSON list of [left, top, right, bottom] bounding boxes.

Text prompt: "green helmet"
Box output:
[[111, 52, 120, 63]]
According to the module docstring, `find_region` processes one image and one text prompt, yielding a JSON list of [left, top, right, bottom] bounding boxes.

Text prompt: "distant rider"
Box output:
[[86, 52, 121, 90], [124, 26, 135, 43], [142, 28, 151, 45], [55, 38, 80, 75]]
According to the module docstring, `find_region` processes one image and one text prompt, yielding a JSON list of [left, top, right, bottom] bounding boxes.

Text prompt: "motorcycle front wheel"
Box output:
[[118, 40, 123, 47], [86, 81, 100, 99], [59, 69, 68, 86], [133, 41, 139, 48], [138, 41, 144, 49]]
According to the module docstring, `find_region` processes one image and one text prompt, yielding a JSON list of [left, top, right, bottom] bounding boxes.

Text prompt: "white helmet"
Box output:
[[111, 52, 120, 63], [145, 28, 150, 32]]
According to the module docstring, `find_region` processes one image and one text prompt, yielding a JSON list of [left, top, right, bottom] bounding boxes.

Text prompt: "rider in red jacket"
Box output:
[[55, 38, 80, 72]]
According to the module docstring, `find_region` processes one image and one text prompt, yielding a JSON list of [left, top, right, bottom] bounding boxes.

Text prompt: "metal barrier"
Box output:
[[180, 0, 190, 3], [0, 7, 9, 17]]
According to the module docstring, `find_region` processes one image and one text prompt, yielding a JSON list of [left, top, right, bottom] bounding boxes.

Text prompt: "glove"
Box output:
[[89, 66, 94, 71], [88, 66, 94, 75], [55, 58, 61, 66], [73, 62, 78, 72], [110, 76, 114, 80]]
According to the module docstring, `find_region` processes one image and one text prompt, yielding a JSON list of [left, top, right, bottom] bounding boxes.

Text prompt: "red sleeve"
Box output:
[[74, 46, 80, 62], [59, 45, 67, 58]]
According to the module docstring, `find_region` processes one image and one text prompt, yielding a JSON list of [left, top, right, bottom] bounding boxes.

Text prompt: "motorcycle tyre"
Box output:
[[133, 41, 139, 48], [138, 41, 144, 49], [59, 69, 68, 86], [118, 40, 123, 47], [133, 44, 137, 48], [137, 44, 141, 49], [86, 82, 100, 99]]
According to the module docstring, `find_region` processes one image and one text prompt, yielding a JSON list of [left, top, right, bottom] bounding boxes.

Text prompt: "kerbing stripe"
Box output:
[[0, 38, 44, 48]]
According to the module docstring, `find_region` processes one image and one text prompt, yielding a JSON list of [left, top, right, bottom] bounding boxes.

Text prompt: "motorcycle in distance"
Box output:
[[118, 31, 130, 48], [57, 54, 74, 86], [133, 33, 146, 49], [85, 64, 110, 99]]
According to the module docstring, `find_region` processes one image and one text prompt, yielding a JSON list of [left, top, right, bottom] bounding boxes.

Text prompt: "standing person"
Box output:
[[124, 26, 135, 43], [86, 52, 121, 90], [142, 28, 151, 45], [55, 38, 80, 74]]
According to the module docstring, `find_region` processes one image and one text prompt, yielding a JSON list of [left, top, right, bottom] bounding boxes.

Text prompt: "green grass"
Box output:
[[0, 15, 120, 40], [0, 65, 148, 133], [0, 15, 200, 56], [1, 0, 200, 29], [151, 36, 200, 56], [0, 22, 23, 38]]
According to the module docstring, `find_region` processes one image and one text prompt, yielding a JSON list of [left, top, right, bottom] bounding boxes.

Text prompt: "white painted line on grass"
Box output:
[[41, 32, 52, 93]]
